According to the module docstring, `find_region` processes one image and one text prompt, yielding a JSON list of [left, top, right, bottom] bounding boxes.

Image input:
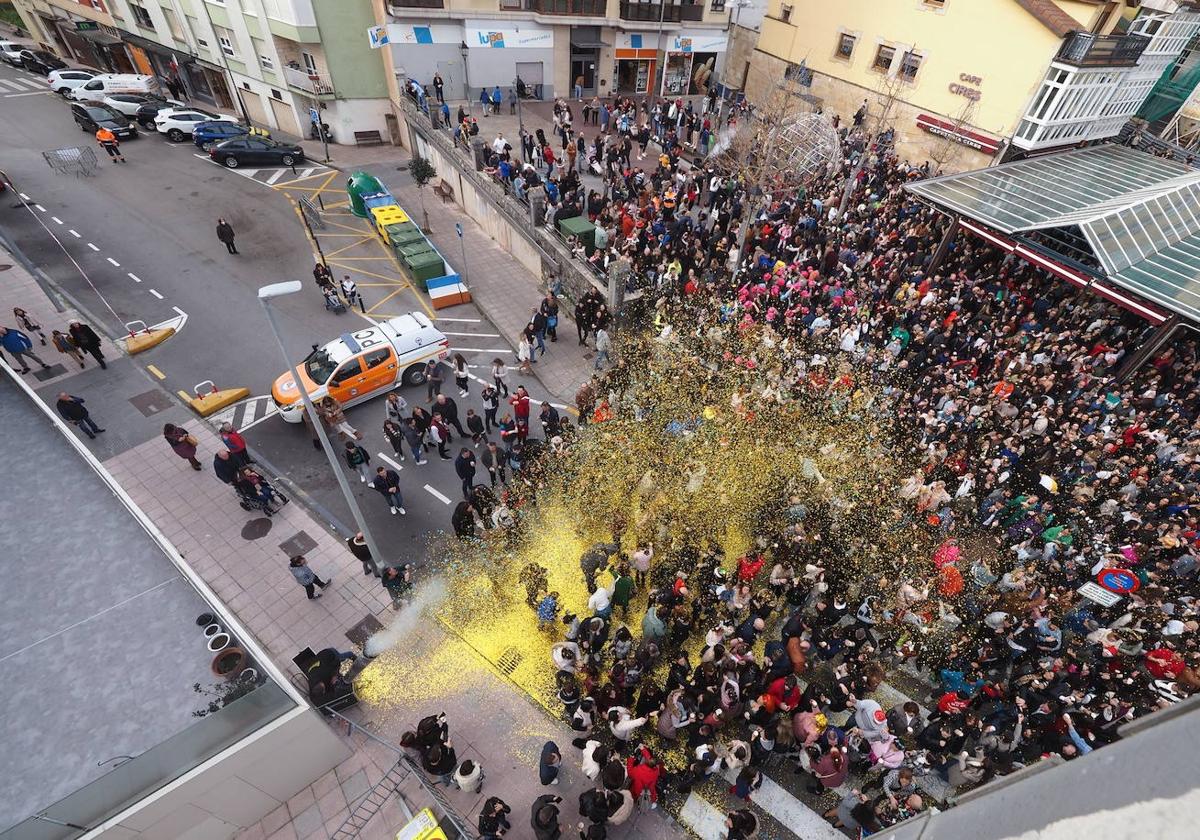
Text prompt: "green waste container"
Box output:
[[557, 215, 596, 250], [407, 252, 446, 288], [346, 171, 386, 218], [399, 241, 435, 260], [389, 227, 428, 248]]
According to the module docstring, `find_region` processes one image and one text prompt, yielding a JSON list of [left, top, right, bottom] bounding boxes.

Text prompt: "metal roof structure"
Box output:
[[904, 144, 1200, 325]]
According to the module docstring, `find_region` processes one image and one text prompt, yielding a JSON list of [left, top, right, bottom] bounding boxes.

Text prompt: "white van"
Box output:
[[71, 74, 162, 102]]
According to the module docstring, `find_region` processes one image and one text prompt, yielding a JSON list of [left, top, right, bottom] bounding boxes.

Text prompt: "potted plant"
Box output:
[[210, 645, 246, 678], [192, 668, 264, 718]]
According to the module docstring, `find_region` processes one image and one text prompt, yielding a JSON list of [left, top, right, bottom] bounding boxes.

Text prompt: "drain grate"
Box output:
[[496, 647, 523, 676]]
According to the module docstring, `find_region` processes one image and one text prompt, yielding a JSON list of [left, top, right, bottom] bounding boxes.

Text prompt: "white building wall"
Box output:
[[87, 707, 351, 840]]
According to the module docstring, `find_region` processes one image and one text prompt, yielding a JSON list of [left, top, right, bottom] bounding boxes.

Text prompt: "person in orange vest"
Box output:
[[96, 127, 125, 163]]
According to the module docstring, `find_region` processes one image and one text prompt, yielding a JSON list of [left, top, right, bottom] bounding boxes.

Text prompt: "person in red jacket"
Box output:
[[736, 553, 764, 582], [626, 745, 661, 808], [509, 385, 531, 442]]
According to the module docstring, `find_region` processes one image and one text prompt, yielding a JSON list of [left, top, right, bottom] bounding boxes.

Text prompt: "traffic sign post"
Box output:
[[1096, 568, 1140, 595], [455, 222, 468, 288]]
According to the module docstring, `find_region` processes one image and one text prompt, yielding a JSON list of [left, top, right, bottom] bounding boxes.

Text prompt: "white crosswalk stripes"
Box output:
[[208, 395, 280, 432], [0, 77, 43, 92], [192, 153, 331, 190]]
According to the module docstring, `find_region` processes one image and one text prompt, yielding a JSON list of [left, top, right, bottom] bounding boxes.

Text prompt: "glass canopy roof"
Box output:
[[905, 145, 1200, 324]]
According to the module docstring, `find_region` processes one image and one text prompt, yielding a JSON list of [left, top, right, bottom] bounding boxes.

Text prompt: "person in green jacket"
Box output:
[[611, 563, 636, 618]]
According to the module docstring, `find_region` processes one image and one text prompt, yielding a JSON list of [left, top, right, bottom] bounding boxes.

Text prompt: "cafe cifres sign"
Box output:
[[949, 72, 982, 101]]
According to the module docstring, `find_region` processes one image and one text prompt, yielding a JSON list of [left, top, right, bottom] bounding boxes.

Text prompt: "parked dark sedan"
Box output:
[[70, 103, 137, 139], [19, 49, 66, 75], [133, 97, 185, 129], [208, 137, 304, 168]]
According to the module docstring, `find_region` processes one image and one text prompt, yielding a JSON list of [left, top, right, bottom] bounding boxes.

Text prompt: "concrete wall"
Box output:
[[92, 707, 351, 840], [754, 0, 1064, 142]]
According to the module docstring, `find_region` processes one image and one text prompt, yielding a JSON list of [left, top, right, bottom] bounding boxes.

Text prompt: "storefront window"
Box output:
[[663, 52, 691, 96]]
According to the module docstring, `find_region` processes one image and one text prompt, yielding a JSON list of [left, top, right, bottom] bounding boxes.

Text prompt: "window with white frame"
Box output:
[[219, 34, 237, 58], [872, 43, 896, 72], [899, 50, 922, 81], [129, 3, 153, 28], [162, 8, 184, 41], [779, 4, 793, 24], [836, 33, 857, 59], [260, 54, 274, 70], [301, 51, 318, 75]]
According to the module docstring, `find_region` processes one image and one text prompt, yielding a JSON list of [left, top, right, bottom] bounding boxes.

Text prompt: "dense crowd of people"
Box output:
[[393, 84, 1200, 837]]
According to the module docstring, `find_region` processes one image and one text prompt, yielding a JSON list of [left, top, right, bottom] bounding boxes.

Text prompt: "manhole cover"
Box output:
[[32, 364, 66, 381], [241, 517, 273, 540], [279, 530, 318, 557], [128, 389, 173, 417], [346, 614, 385, 648], [496, 647, 523, 676]]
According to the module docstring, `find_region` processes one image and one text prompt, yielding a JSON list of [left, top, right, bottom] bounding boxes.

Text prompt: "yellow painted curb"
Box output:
[[189, 388, 251, 418], [125, 327, 175, 354]]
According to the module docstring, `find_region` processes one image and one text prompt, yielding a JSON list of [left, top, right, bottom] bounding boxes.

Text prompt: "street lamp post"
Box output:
[[513, 76, 524, 135], [460, 41, 471, 117], [257, 281, 388, 575]]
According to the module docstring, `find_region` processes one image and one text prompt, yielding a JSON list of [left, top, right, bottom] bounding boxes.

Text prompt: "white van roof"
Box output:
[[92, 74, 156, 83]]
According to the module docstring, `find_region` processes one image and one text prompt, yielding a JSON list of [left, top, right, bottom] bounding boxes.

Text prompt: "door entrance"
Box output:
[[570, 54, 597, 97]]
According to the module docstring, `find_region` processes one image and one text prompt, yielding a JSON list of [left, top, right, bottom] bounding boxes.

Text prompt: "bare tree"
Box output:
[[707, 68, 840, 276], [838, 67, 908, 213], [926, 97, 978, 176]]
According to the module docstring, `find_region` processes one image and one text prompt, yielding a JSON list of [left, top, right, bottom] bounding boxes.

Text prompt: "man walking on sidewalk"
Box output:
[[55, 393, 105, 439], [68, 320, 107, 369], [289, 555, 331, 599], [216, 218, 238, 254], [0, 327, 51, 374]]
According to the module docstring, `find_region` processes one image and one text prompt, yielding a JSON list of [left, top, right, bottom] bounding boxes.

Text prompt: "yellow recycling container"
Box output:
[[371, 205, 409, 238], [395, 808, 447, 840]]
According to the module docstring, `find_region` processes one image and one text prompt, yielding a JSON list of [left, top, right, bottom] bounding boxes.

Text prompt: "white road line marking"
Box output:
[[441, 330, 500, 337], [86, 242, 100, 251], [34, 204, 46, 212], [68, 229, 81, 237], [4, 90, 47, 98], [14, 78, 44, 90], [172, 306, 186, 317], [423, 485, 452, 505], [0, 79, 22, 91], [436, 317, 482, 323], [18, 192, 30, 200], [50, 216, 62, 224], [128, 272, 142, 282], [106, 257, 120, 267], [451, 347, 515, 354], [148, 288, 164, 299], [265, 169, 286, 185], [377, 452, 405, 472]]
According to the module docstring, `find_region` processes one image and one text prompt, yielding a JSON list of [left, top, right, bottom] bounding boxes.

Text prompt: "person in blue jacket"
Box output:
[[0, 326, 51, 373]]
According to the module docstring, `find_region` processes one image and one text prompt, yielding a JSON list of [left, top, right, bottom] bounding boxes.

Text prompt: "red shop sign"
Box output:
[[916, 113, 1002, 155]]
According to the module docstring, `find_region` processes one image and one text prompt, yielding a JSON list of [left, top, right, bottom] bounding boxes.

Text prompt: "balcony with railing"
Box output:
[[529, 0, 608, 14], [1055, 31, 1151, 67], [620, 1, 682, 22], [389, 0, 445, 8], [283, 65, 336, 97]]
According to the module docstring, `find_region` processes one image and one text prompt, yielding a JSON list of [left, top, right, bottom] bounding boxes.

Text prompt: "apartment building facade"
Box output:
[[377, 0, 731, 102], [750, 0, 1200, 171], [10, 0, 391, 142]]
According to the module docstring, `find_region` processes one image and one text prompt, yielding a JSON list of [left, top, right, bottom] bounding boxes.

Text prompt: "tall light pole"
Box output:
[[460, 41, 471, 116], [257, 281, 388, 575]]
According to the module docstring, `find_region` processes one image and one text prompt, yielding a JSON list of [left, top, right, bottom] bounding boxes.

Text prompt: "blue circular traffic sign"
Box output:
[[1096, 568, 1140, 594]]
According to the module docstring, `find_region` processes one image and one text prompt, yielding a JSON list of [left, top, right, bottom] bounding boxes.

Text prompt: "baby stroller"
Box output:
[[323, 287, 347, 314], [234, 474, 290, 516]]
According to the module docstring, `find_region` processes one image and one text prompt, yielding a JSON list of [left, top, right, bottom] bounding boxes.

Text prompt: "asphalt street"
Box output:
[[0, 60, 571, 565]]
